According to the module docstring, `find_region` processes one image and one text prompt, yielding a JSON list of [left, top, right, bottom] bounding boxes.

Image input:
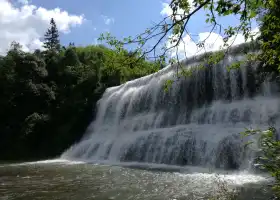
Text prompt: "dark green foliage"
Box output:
[[43, 18, 60, 52], [258, 0, 280, 73], [242, 127, 280, 198], [0, 41, 158, 161]]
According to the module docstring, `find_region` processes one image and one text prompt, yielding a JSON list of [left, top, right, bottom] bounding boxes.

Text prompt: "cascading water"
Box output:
[[62, 43, 280, 171]]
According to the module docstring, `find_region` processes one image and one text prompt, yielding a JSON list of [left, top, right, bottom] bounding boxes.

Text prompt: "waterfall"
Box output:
[[62, 43, 280, 170]]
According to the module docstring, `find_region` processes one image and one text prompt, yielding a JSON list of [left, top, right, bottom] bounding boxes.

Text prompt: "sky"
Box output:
[[0, 0, 259, 57]]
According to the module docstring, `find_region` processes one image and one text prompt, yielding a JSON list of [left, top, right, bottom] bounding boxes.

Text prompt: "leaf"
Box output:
[[163, 79, 174, 92], [244, 141, 254, 148], [249, 11, 257, 18]]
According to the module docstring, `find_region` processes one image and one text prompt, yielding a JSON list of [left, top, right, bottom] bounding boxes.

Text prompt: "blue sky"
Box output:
[[22, 0, 245, 45], [28, 0, 166, 46], [0, 0, 259, 56]]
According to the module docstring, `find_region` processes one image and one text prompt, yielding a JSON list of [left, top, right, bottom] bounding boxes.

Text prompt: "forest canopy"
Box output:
[[0, 18, 159, 160]]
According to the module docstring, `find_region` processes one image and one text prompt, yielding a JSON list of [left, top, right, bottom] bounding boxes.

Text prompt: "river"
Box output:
[[0, 159, 273, 200]]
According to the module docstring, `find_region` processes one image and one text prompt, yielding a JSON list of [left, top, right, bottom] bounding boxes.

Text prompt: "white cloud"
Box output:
[[0, 0, 85, 55], [101, 15, 115, 25], [160, 0, 195, 20], [166, 27, 260, 59], [160, 0, 260, 59]]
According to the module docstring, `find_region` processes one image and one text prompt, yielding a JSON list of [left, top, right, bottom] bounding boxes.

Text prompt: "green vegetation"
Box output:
[[242, 127, 280, 198], [43, 18, 60, 52], [0, 18, 158, 161]]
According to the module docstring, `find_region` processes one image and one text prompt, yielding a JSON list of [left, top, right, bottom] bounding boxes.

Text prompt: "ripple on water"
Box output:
[[0, 160, 274, 200]]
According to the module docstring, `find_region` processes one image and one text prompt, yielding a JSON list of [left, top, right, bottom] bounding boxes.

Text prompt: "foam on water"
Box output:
[[1, 159, 270, 188], [176, 172, 271, 186], [0, 159, 85, 167]]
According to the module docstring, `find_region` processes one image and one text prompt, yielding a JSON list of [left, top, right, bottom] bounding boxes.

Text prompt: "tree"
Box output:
[[258, 0, 280, 72], [69, 42, 75, 47], [62, 48, 80, 67], [0, 43, 157, 160], [43, 18, 60, 52], [9, 41, 23, 52]]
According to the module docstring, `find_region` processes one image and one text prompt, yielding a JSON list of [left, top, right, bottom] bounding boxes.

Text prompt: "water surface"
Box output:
[[0, 160, 273, 200]]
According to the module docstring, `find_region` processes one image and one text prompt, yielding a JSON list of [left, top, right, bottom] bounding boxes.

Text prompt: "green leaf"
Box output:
[[249, 11, 257, 18]]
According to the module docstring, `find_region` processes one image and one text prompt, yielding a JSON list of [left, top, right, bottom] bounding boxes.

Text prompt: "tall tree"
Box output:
[[43, 18, 60, 52]]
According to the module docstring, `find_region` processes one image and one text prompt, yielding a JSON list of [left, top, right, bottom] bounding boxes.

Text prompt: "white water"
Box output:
[[62, 44, 280, 171], [0, 159, 272, 200]]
